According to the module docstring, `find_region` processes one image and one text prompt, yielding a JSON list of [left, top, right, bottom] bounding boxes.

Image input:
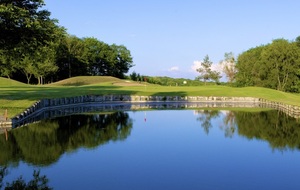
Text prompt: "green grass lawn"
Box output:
[[1, 76, 300, 118]]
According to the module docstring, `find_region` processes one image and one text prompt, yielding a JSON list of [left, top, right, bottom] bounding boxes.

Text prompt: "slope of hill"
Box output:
[[0, 77, 28, 86], [48, 76, 124, 86]]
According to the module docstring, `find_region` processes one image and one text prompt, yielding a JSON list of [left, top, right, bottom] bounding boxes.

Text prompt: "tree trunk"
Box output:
[[37, 76, 41, 85], [68, 56, 72, 78], [26, 74, 32, 84]]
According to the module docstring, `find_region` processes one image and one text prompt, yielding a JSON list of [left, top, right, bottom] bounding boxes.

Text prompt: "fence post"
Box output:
[[4, 109, 8, 121]]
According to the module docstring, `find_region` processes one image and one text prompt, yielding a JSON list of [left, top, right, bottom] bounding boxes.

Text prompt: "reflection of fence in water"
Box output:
[[11, 102, 262, 128], [259, 99, 300, 119], [9, 95, 300, 128]]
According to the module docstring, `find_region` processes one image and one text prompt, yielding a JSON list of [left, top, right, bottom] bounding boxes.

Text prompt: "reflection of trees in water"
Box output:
[[195, 109, 300, 151], [196, 110, 236, 137], [195, 110, 220, 134], [0, 167, 52, 190], [220, 111, 236, 138], [0, 112, 132, 166], [235, 110, 300, 151]]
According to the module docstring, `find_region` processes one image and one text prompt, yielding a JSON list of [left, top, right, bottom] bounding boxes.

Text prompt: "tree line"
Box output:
[[195, 37, 300, 93], [130, 71, 197, 86], [235, 38, 300, 92], [0, 0, 133, 84], [2, 1, 300, 92]]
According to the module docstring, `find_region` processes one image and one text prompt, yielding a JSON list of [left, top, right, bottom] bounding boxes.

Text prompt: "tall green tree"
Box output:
[[19, 56, 35, 84], [17, 44, 58, 84], [236, 38, 300, 92], [219, 52, 236, 83], [196, 55, 221, 84], [0, 0, 57, 51], [54, 35, 86, 80], [110, 44, 134, 78], [34, 44, 58, 84], [0, 0, 64, 83], [235, 45, 265, 87], [260, 39, 300, 91], [130, 71, 138, 81], [0, 50, 15, 78], [0, 0, 135, 82], [296, 36, 300, 48], [82, 37, 111, 76], [82, 38, 133, 78], [64, 35, 85, 78]]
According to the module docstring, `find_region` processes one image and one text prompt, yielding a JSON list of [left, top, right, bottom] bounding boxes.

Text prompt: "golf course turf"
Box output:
[[1, 76, 300, 118]]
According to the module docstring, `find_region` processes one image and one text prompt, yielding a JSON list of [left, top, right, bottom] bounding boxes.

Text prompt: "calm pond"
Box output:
[[1, 107, 300, 190]]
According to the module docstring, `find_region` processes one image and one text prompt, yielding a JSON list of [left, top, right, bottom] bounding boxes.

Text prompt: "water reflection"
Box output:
[[195, 110, 220, 134], [194, 109, 300, 150], [0, 112, 132, 166], [1, 109, 300, 167], [235, 110, 300, 150]]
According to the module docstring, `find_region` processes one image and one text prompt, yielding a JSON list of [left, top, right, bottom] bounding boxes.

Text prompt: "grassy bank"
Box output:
[[1, 76, 300, 117]]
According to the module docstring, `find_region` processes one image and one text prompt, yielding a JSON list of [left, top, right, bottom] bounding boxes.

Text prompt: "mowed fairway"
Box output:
[[1, 76, 300, 117]]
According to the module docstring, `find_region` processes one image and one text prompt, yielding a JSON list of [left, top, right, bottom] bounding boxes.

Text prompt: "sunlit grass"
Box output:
[[0, 77, 29, 86], [47, 76, 124, 86], [1, 76, 300, 117]]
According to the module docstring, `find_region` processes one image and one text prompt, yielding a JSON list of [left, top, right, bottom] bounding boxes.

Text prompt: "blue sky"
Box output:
[[44, 0, 300, 79]]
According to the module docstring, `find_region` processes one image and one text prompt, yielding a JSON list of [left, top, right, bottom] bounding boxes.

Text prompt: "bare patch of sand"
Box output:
[[112, 81, 145, 86]]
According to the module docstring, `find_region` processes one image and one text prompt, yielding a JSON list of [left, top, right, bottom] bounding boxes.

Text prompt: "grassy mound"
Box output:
[[48, 76, 124, 86], [0, 77, 28, 87]]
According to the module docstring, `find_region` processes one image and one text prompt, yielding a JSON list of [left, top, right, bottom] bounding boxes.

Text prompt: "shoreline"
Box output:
[[0, 95, 299, 129]]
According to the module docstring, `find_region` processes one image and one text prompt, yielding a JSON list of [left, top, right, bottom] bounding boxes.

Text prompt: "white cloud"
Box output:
[[168, 66, 180, 72], [190, 60, 226, 81], [190, 60, 222, 73], [211, 63, 223, 72], [190, 61, 202, 73]]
